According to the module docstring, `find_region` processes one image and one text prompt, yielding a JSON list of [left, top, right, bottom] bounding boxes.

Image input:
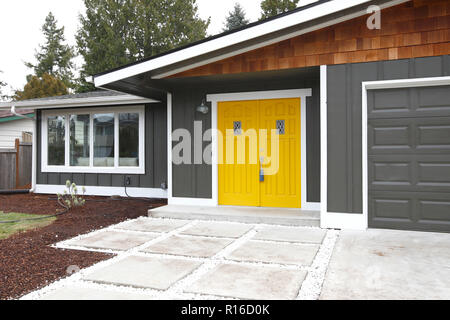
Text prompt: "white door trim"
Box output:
[[207, 89, 318, 210], [360, 76, 450, 230]]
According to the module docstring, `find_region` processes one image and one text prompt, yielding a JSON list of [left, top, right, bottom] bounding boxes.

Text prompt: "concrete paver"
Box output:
[[116, 218, 190, 233], [39, 286, 155, 300], [186, 264, 307, 300], [64, 231, 159, 251], [142, 235, 233, 258], [226, 241, 319, 266], [84, 255, 202, 290], [253, 226, 326, 244], [181, 221, 253, 238]]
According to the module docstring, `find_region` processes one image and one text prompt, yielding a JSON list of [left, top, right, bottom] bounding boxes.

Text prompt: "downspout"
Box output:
[[11, 106, 37, 193]]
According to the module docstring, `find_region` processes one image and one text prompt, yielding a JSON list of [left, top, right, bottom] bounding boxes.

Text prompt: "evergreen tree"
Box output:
[[76, 0, 210, 93], [223, 3, 249, 32], [260, 0, 300, 20], [14, 74, 68, 101], [25, 12, 75, 88]]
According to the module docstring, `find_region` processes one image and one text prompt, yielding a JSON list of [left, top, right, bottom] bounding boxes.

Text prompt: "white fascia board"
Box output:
[[93, 0, 377, 87], [0, 95, 159, 110]]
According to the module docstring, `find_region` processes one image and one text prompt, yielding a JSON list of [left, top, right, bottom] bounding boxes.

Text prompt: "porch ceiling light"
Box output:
[[196, 99, 209, 114]]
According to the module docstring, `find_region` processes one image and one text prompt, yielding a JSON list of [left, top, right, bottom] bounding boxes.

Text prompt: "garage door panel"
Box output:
[[368, 87, 450, 119], [368, 85, 450, 232], [369, 191, 450, 232], [417, 86, 450, 112], [369, 117, 450, 154], [369, 155, 450, 193]]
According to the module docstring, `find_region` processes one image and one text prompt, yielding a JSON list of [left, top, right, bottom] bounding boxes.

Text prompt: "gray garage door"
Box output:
[[368, 85, 450, 233]]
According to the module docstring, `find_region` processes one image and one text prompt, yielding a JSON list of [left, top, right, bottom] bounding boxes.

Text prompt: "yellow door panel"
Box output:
[[259, 98, 301, 208], [218, 100, 259, 207], [218, 98, 301, 208]]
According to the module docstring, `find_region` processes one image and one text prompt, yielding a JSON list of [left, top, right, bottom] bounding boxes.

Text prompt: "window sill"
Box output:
[[41, 166, 146, 175]]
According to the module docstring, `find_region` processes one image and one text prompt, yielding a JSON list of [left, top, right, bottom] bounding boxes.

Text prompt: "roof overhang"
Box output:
[[0, 94, 159, 111], [93, 0, 409, 92]]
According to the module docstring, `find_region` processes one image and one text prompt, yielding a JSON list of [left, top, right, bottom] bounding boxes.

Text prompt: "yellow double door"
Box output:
[[218, 98, 302, 208]]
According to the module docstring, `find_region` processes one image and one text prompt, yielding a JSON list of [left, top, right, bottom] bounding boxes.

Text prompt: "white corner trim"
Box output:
[[209, 89, 313, 209], [168, 197, 217, 206], [41, 105, 146, 175], [320, 65, 328, 219], [35, 185, 168, 199], [303, 202, 321, 211], [167, 93, 173, 200], [321, 212, 368, 230], [360, 75, 450, 231]]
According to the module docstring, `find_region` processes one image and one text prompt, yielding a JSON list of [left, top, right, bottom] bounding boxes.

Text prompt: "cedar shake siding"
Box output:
[[170, 0, 450, 79]]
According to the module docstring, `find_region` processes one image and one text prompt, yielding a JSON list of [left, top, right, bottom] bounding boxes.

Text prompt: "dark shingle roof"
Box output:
[[0, 109, 34, 119]]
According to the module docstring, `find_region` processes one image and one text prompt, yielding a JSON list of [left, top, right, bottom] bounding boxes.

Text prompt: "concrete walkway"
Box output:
[[21, 218, 336, 300], [20, 218, 450, 300], [321, 229, 450, 300]]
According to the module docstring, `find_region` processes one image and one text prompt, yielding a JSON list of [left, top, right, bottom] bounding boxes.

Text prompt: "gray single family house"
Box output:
[[1, 0, 449, 233]]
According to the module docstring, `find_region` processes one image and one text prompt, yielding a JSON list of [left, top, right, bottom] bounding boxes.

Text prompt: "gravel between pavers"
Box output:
[[21, 219, 340, 301]]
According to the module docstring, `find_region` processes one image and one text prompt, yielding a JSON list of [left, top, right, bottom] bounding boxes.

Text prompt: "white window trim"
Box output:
[[41, 105, 146, 174]]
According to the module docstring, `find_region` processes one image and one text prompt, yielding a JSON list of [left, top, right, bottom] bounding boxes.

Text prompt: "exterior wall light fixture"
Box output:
[[196, 99, 209, 114]]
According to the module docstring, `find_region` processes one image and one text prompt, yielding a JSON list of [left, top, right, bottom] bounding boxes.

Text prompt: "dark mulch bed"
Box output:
[[0, 193, 167, 300]]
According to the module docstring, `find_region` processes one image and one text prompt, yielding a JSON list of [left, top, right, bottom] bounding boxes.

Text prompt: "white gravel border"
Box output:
[[20, 217, 340, 300]]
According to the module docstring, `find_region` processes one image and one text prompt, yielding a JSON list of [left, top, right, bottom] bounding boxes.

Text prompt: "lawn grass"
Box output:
[[0, 212, 56, 240]]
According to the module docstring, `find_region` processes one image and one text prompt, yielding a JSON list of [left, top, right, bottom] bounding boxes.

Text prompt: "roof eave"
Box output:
[[0, 95, 159, 111]]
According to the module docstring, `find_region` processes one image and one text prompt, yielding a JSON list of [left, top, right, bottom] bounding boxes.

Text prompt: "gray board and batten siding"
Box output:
[[36, 102, 168, 190], [169, 67, 322, 202], [327, 55, 450, 228]]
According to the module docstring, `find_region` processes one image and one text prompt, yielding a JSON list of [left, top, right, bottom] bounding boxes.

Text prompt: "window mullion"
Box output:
[[65, 114, 70, 167], [90, 113, 94, 168], [114, 113, 119, 168]]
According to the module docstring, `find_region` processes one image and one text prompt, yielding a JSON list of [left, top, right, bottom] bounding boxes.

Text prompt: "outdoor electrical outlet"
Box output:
[[126, 177, 131, 186]]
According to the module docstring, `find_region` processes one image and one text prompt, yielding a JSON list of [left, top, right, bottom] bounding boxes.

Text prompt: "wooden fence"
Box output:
[[0, 139, 32, 190]]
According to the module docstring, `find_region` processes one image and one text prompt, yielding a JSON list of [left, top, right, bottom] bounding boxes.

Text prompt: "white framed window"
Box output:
[[41, 106, 145, 174]]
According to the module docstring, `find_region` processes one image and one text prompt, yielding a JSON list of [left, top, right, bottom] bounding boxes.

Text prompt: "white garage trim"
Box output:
[[322, 75, 450, 231], [361, 76, 450, 230]]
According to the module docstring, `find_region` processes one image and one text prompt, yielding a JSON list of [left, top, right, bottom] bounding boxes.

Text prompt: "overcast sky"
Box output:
[[0, 0, 303, 95]]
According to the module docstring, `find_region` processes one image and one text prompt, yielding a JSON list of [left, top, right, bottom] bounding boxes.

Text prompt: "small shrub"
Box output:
[[57, 180, 86, 210]]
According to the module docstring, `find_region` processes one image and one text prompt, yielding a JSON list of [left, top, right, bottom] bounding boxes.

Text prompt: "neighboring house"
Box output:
[[1, 0, 449, 233], [0, 109, 34, 149]]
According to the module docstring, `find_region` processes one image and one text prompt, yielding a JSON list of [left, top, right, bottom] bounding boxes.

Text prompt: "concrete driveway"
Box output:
[[21, 218, 336, 300], [321, 229, 450, 300]]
